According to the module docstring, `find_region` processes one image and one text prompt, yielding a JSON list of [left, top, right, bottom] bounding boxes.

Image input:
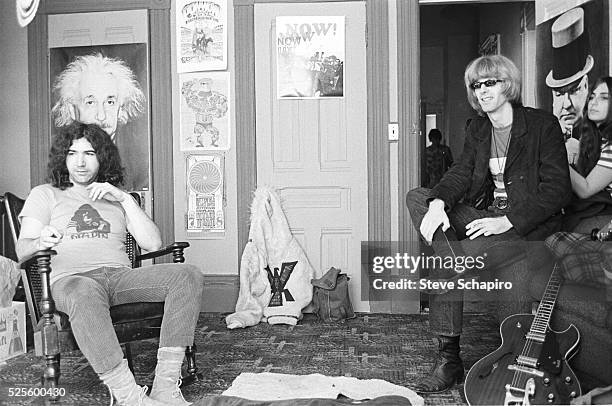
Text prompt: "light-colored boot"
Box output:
[[99, 359, 166, 406], [149, 347, 191, 405]]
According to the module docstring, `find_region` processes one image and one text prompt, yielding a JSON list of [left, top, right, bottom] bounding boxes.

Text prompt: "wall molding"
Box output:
[[367, 0, 391, 243], [38, 0, 170, 13], [366, 0, 391, 312], [27, 17, 49, 188], [398, 0, 420, 248], [396, 0, 421, 313], [149, 8, 174, 247], [234, 2, 257, 262]]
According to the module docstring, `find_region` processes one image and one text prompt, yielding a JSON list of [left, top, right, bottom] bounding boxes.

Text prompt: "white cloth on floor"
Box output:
[[226, 187, 320, 328], [222, 372, 423, 406]]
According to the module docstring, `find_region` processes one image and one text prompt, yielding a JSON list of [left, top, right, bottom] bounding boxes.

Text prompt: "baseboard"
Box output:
[[200, 274, 240, 312]]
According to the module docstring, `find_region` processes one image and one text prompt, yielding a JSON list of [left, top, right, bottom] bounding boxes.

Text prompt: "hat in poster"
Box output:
[[546, 7, 594, 89]]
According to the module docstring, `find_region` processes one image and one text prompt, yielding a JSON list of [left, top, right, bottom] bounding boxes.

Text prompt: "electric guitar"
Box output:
[[464, 263, 581, 405]]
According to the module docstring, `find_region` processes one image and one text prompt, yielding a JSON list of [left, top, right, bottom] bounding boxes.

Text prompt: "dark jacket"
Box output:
[[431, 105, 572, 240]]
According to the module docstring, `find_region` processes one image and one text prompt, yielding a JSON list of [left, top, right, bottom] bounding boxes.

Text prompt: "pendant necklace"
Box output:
[[492, 126, 512, 182]]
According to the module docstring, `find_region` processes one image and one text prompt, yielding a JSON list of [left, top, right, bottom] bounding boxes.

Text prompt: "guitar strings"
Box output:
[[510, 263, 561, 393], [511, 264, 557, 391]]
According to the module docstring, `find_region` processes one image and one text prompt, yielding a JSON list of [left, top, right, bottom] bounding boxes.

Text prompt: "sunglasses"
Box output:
[[470, 79, 504, 90]]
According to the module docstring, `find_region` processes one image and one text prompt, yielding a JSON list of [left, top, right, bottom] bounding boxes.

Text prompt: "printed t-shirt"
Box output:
[[596, 142, 612, 195], [19, 184, 131, 285]]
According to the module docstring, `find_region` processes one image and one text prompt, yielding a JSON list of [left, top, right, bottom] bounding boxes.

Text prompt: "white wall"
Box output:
[[171, 1, 239, 276], [0, 1, 31, 197]]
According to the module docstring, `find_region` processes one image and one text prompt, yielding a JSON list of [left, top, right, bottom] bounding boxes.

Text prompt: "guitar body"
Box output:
[[465, 313, 581, 405]]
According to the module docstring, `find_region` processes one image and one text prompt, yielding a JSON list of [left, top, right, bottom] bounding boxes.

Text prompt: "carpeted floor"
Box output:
[[0, 311, 502, 405]]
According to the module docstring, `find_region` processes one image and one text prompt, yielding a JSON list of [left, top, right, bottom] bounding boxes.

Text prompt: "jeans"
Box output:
[[406, 187, 527, 336], [51, 263, 204, 374]]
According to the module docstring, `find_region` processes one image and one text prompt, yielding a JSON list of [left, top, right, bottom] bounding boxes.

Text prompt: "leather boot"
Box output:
[[414, 335, 464, 394], [99, 359, 166, 406], [149, 347, 191, 405]]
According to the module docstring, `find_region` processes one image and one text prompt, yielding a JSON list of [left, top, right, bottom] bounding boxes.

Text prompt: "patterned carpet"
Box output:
[[0, 311, 501, 405]]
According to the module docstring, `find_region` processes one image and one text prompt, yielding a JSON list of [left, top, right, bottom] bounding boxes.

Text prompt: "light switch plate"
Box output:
[[388, 123, 399, 141]]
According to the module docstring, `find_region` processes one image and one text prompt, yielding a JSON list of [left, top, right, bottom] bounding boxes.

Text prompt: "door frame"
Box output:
[[397, 1, 420, 279], [234, 0, 392, 276], [27, 0, 174, 247]]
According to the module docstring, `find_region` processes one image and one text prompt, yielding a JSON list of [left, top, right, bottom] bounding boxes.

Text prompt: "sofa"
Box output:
[[528, 216, 612, 391], [528, 267, 612, 390]]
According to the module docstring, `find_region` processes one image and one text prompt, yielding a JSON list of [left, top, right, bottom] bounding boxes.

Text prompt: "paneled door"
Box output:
[[255, 2, 369, 312]]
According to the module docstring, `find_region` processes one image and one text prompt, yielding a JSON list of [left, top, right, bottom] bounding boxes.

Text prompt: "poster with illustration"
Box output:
[[179, 71, 230, 151], [276, 16, 345, 99], [185, 153, 225, 233], [50, 45, 150, 193], [176, 0, 227, 72], [535, 0, 608, 143]]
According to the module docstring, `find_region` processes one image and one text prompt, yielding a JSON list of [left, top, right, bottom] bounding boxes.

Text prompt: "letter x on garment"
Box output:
[[266, 261, 298, 307]]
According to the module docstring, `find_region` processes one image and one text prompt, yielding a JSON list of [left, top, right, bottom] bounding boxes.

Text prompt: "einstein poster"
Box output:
[[180, 72, 230, 151], [276, 16, 345, 99], [50, 45, 150, 194], [176, 0, 228, 72]]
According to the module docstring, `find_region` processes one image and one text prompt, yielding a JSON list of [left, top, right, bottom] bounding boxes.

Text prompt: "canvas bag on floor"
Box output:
[[311, 267, 355, 322]]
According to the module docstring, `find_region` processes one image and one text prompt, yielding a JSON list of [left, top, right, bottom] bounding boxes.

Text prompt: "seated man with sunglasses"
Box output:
[[405, 54, 572, 394]]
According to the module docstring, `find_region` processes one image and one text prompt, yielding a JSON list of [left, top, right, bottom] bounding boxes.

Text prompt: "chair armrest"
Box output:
[[19, 249, 57, 269], [137, 242, 190, 263]]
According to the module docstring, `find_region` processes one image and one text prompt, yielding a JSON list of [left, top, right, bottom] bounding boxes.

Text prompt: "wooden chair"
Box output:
[[3, 192, 202, 394]]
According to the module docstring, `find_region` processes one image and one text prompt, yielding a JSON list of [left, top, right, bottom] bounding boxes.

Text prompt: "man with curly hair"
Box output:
[[16, 123, 203, 406], [51, 53, 148, 191]]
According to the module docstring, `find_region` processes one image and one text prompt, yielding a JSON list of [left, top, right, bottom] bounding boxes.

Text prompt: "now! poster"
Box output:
[[276, 16, 345, 99]]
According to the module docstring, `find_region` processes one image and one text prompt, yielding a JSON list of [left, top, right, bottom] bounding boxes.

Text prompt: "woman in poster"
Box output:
[[564, 76, 612, 232]]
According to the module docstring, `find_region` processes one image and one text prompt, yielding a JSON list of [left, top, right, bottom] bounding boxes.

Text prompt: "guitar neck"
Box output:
[[528, 264, 561, 340]]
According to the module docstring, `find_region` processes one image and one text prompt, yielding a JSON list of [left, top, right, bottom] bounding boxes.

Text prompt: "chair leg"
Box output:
[[37, 255, 62, 401], [181, 344, 202, 386], [42, 353, 61, 401], [125, 343, 134, 373]]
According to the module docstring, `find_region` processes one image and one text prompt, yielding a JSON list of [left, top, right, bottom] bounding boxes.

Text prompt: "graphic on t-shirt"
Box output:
[[67, 204, 111, 239]]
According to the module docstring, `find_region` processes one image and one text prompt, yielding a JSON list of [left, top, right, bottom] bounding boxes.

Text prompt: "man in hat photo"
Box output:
[[546, 7, 594, 149]]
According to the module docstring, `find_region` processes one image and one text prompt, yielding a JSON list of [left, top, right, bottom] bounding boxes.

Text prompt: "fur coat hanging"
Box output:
[[226, 187, 320, 328]]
